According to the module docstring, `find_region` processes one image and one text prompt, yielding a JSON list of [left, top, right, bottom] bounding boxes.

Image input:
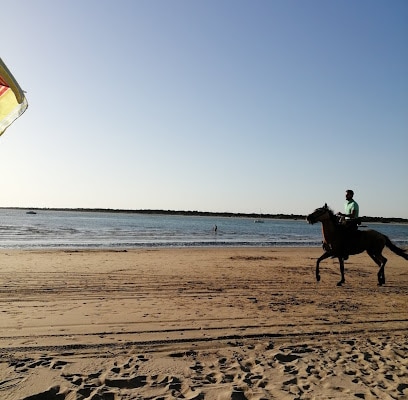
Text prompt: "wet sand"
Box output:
[[0, 247, 407, 399]]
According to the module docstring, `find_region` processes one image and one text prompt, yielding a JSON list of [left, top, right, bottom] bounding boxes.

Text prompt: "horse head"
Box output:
[[307, 204, 334, 224]]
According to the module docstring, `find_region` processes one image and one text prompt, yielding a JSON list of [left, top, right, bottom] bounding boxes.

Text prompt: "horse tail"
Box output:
[[385, 236, 408, 260]]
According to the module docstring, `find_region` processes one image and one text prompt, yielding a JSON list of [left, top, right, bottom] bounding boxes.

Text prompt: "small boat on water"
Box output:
[[26, 211, 37, 215]]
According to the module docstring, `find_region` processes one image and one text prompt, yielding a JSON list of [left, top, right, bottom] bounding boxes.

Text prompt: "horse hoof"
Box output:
[[337, 281, 344, 287], [316, 275, 321, 282]]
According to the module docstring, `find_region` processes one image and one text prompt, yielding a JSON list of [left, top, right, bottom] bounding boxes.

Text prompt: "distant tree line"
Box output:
[[3, 207, 407, 223]]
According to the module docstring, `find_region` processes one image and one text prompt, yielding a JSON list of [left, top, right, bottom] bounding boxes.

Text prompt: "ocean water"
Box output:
[[0, 209, 407, 250]]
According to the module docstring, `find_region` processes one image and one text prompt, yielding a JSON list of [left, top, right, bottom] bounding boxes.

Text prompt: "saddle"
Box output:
[[337, 216, 361, 230]]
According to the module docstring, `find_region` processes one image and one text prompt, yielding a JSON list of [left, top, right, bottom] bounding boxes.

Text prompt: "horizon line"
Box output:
[[0, 206, 407, 223]]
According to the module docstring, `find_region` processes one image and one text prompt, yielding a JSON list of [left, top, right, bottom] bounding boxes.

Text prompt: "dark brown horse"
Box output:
[[307, 204, 408, 286]]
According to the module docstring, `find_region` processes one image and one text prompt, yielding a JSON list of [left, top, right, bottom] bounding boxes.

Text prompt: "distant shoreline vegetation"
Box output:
[[2, 207, 407, 224]]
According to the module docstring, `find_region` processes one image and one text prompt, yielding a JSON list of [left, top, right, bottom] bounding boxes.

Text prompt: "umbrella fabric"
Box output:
[[0, 58, 28, 136]]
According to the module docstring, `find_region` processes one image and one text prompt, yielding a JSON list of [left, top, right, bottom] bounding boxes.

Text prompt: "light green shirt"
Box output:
[[345, 199, 359, 219]]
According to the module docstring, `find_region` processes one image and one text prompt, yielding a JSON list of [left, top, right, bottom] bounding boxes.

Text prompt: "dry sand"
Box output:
[[0, 247, 407, 400]]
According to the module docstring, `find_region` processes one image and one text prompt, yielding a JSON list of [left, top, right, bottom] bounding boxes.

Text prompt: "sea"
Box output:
[[0, 209, 407, 250]]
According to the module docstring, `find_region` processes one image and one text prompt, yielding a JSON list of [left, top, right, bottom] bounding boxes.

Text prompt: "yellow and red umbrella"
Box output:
[[0, 58, 28, 137]]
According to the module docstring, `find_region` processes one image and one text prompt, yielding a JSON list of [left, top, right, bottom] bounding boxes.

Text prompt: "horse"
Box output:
[[307, 204, 408, 286]]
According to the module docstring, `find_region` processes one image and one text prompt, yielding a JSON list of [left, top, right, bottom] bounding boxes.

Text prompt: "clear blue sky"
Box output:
[[1, 1, 407, 218]]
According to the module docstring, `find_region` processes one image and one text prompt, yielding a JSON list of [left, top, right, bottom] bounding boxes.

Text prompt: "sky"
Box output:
[[1, 0, 407, 218]]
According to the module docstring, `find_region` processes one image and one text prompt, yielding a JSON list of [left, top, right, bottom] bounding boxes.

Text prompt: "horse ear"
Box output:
[[324, 203, 327, 209]]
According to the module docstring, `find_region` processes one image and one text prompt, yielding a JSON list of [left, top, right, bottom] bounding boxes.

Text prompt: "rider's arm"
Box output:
[[344, 207, 357, 219], [338, 208, 356, 219]]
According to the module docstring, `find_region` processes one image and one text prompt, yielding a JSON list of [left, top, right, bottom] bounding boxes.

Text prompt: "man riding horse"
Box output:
[[307, 202, 408, 286], [322, 189, 360, 259], [337, 189, 360, 259]]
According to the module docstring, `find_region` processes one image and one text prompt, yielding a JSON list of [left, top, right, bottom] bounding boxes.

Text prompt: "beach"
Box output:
[[0, 247, 407, 400]]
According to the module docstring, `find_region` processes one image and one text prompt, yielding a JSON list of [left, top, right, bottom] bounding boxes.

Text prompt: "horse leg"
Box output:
[[379, 257, 387, 285], [337, 257, 345, 286], [377, 255, 387, 286], [316, 252, 331, 282], [367, 251, 387, 286]]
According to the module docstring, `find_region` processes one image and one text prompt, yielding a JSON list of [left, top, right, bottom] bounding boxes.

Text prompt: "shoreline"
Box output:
[[1, 247, 407, 399], [2, 206, 407, 223]]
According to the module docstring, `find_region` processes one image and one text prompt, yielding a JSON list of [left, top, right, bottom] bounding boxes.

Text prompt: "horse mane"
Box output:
[[323, 204, 339, 224]]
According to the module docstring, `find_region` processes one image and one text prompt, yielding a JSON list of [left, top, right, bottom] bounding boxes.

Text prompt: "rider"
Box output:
[[339, 190, 359, 222], [337, 189, 360, 259]]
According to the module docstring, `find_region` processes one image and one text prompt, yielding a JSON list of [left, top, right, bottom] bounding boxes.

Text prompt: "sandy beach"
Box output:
[[0, 247, 407, 400]]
